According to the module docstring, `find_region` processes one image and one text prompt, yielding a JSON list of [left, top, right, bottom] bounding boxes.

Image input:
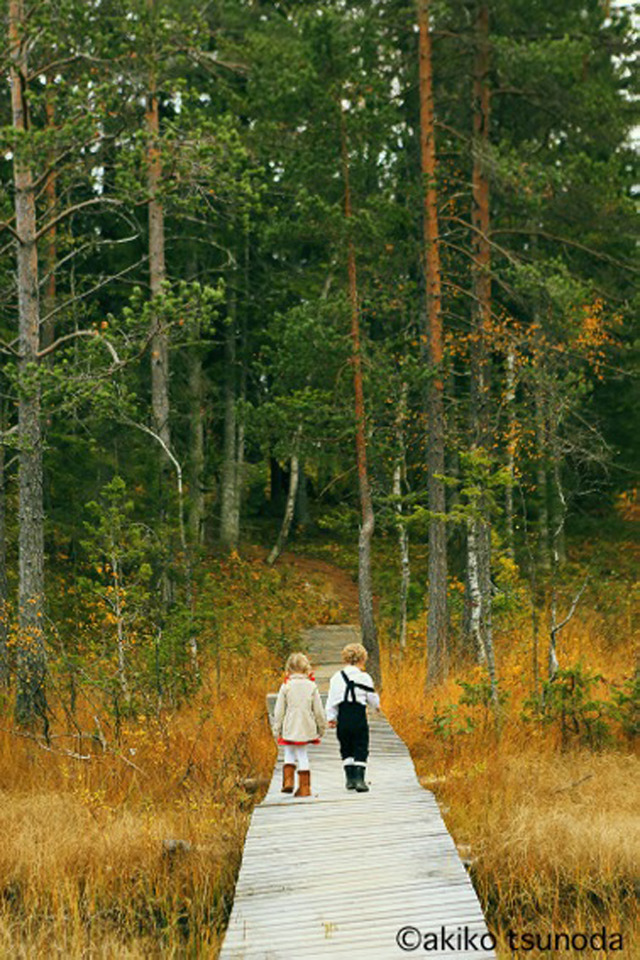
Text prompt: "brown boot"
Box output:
[[294, 770, 311, 798], [281, 763, 295, 793]]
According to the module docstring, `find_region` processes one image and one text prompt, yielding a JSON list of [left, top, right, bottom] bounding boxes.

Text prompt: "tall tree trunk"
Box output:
[[394, 382, 410, 649], [219, 280, 241, 551], [467, 518, 485, 663], [478, 517, 498, 699], [417, 0, 447, 686], [467, 1, 497, 701], [0, 427, 9, 685], [505, 341, 516, 557], [295, 466, 310, 527], [470, 0, 492, 454], [535, 389, 550, 571], [41, 77, 57, 353], [229, 305, 246, 544], [10, 0, 47, 728], [341, 107, 379, 680], [267, 427, 301, 567], [146, 5, 170, 453], [188, 346, 205, 546], [551, 458, 567, 566]]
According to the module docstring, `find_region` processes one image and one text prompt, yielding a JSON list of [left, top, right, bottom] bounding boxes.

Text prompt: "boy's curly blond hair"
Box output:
[[341, 642, 368, 666], [285, 652, 312, 675]]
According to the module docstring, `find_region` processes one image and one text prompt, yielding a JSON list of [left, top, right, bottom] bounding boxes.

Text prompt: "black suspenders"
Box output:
[[340, 670, 374, 703]]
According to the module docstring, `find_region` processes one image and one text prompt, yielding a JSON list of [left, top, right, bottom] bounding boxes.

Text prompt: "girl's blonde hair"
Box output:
[[285, 652, 312, 675], [341, 642, 368, 666]]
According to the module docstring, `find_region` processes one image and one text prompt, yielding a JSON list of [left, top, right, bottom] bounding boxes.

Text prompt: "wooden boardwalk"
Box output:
[[219, 626, 496, 959]]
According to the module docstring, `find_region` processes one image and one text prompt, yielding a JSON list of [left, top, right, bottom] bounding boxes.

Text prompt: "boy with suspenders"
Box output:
[[326, 642, 380, 792]]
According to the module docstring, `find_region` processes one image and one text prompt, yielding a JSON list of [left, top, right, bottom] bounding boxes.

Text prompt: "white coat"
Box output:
[[273, 674, 326, 744]]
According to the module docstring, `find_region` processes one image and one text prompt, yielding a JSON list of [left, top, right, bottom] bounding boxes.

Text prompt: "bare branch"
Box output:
[[123, 418, 188, 562], [187, 48, 248, 74], [38, 233, 139, 290], [0, 337, 21, 358], [34, 197, 122, 243], [37, 329, 121, 363], [0, 220, 20, 242], [549, 575, 590, 679], [0, 726, 90, 761], [0, 425, 18, 441], [554, 578, 589, 637], [493, 227, 640, 275], [39, 257, 147, 328]]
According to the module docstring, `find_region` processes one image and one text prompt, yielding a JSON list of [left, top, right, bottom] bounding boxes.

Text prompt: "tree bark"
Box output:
[[535, 389, 550, 571], [10, 0, 47, 728], [219, 285, 239, 552], [0, 428, 9, 685], [146, 4, 171, 453], [505, 342, 516, 557], [267, 427, 301, 567], [417, 0, 447, 686], [551, 458, 567, 566], [478, 517, 497, 700], [467, 518, 485, 663], [394, 382, 410, 649], [41, 77, 57, 353], [229, 306, 246, 545], [470, 0, 492, 450], [341, 107, 379, 680], [188, 346, 205, 546], [466, 1, 497, 702], [295, 466, 310, 527]]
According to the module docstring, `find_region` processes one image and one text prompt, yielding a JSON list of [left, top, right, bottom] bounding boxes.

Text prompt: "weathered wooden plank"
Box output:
[[219, 626, 496, 959]]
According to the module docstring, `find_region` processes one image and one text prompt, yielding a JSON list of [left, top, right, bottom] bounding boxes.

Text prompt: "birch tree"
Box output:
[[466, 0, 496, 691]]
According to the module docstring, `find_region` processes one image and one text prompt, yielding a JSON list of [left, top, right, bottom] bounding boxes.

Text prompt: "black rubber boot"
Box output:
[[353, 765, 369, 793], [344, 765, 357, 791]]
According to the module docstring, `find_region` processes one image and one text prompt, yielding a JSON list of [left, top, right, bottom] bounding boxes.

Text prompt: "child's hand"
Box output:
[[328, 720, 337, 728]]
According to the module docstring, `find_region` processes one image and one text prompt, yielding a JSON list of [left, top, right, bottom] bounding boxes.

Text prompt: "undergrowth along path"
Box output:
[[219, 625, 496, 959]]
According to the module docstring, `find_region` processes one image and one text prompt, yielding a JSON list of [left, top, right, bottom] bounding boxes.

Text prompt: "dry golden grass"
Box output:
[[1, 546, 636, 958], [0, 549, 347, 957], [0, 647, 277, 958], [0, 544, 353, 958], [382, 605, 639, 959]]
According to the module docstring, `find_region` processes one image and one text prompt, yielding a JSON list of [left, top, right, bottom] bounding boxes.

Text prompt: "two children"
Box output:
[[273, 643, 380, 797]]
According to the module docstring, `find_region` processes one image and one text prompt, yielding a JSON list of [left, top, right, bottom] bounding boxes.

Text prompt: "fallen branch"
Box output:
[[552, 773, 594, 794], [1, 726, 90, 761]]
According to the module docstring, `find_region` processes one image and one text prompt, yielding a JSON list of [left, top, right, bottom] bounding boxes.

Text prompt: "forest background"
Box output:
[[0, 0, 638, 956]]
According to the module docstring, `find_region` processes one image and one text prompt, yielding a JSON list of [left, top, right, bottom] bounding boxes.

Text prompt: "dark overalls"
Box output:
[[337, 670, 375, 764]]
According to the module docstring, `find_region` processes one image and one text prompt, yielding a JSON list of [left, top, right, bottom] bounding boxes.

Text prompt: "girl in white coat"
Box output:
[[273, 652, 326, 797]]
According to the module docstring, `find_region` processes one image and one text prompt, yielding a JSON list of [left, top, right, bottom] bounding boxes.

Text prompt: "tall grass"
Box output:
[[0, 653, 275, 958], [0, 552, 339, 958], [382, 605, 639, 959]]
